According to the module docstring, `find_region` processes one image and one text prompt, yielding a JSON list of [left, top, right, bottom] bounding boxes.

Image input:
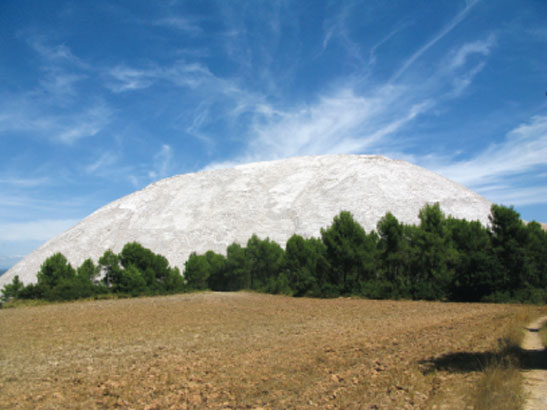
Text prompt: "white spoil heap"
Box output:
[[0, 155, 492, 286]]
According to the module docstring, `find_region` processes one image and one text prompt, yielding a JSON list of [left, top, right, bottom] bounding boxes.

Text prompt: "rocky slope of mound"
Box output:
[[0, 155, 493, 286]]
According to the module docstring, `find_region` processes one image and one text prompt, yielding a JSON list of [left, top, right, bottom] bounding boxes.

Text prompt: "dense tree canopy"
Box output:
[[284, 234, 327, 296], [37, 253, 76, 290], [321, 211, 376, 294], [2, 204, 546, 305]]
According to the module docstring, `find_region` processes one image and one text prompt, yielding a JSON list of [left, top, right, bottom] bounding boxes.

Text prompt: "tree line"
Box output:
[[2, 204, 546, 305]]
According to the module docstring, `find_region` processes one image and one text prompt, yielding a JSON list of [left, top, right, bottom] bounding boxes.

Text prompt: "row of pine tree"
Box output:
[[2, 203, 546, 304]]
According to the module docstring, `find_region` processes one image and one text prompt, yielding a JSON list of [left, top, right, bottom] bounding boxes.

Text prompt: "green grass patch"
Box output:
[[1, 298, 51, 309]]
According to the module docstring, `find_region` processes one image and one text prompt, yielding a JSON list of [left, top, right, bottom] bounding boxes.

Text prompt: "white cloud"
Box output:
[[0, 177, 50, 187], [437, 34, 496, 97], [153, 17, 202, 35], [28, 37, 85, 67], [198, 3, 490, 173], [433, 115, 547, 187], [321, 4, 365, 64], [56, 104, 112, 143], [39, 69, 85, 99], [478, 185, 547, 207], [0, 99, 111, 144], [249, 89, 377, 158], [0, 36, 110, 144], [167, 62, 214, 89], [0, 195, 85, 214], [0, 219, 80, 241], [149, 144, 173, 179], [202, 83, 432, 169], [128, 175, 140, 188], [185, 103, 215, 146], [57, 123, 100, 143], [449, 61, 486, 97], [104, 60, 269, 155], [391, 0, 480, 82], [321, 27, 334, 51], [368, 23, 410, 66], [86, 152, 118, 174], [107, 66, 156, 92], [106, 61, 214, 93], [448, 34, 496, 69], [427, 115, 547, 206], [26, 39, 88, 100]]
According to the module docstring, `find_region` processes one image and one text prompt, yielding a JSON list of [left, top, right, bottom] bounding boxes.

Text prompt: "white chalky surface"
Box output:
[[0, 155, 493, 286]]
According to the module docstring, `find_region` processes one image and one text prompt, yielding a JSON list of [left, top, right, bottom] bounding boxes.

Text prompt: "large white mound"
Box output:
[[1, 155, 492, 286]]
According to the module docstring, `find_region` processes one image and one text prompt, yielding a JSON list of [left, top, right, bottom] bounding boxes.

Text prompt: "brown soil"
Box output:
[[0, 292, 542, 409]]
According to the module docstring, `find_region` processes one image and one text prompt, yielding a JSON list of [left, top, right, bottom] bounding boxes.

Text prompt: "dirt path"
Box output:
[[521, 316, 547, 410]]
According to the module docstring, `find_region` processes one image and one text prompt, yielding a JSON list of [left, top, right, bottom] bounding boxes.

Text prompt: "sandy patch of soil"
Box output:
[[521, 316, 547, 410]]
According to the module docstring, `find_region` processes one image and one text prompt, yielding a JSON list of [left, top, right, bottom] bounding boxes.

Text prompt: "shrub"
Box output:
[[1, 275, 24, 302]]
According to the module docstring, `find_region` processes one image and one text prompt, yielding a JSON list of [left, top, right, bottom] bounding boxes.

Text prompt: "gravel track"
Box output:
[[521, 316, 547, 410]]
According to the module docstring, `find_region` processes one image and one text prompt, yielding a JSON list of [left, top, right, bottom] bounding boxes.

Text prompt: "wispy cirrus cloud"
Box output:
[[0, 98, 111, 144], [0, 177, 50, 187], [391, 0, 480, 82], [85, 151, 118, 174], [321, 3, 365, 65], [0, 36, 111, 144], [121, 144, 176, 187], [447, 33, 496, 69], [104, 59, 267, 148], [194, 37, 494, 172], [57, 105, 111, 143], [199, 26, 495, 171], [106, 66, 157, 92], [448, 61, 487, 97], [426, 115, 547, 205], [204, 84, 432, 170], [153, 16, 202, 35], [199, 2, 494, 172], [437, 34, 497, 97], [149, 144, 173, 179], [105, 61, 215, 92], [479, 185, 547, 207], [247, 87, 428, 159], [0, 194, 86, 215], [26, 36, 89, 99], [432, 115, 547, 187], [367, 23, 411, 67], [27, 37, 86, 67], [38, 70, 85, 99]]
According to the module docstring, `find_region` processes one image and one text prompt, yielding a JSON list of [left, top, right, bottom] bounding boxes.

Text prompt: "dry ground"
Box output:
[[0, 292, 544, 409], [521, 316, 547, 410]]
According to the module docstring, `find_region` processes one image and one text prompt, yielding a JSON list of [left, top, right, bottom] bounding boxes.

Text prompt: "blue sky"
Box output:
[[1, 0, 546, 269]]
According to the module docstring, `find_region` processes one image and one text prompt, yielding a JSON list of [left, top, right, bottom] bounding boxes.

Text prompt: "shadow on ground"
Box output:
[[521, 347, 547, 370], [419, 345, 547, 374]]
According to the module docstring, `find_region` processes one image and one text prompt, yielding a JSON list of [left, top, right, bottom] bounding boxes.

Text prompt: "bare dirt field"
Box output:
[[0, 292, 544, 409]]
